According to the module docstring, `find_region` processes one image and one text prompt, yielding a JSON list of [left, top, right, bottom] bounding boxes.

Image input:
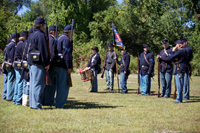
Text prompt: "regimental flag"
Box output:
[[112, 24, 125, 49]]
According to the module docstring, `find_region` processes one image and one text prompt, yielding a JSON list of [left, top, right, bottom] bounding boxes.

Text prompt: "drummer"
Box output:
[[86, 46, 101, 92]]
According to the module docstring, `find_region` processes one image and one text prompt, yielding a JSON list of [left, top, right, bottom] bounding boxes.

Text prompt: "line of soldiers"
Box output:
[[137, 39, 192, 103], [2, 18, 73, 109], [1, 17, 193, 110], [103, 39, 192, 103]]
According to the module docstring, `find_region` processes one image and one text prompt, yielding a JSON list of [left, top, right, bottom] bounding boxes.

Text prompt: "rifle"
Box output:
[[157, 59, 160, 98], [45, 18, 52, 85], [15, 28, 17, 45], [100, 41, 108, 78], [55, 21, 58, 38], [68, 19, 74, 87], [114, 46, 120, 93], [173, 76, 177, 99], [25, 27, 28, 39], [137, 53, 140, 94], [15, 28, 19, 44]]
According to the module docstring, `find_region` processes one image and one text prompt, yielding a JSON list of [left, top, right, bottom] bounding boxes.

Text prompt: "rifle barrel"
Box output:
[[101, 42, 108, 78]]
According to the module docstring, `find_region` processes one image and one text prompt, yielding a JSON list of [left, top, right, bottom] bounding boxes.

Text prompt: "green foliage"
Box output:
[[0, 53, 3, 64], [190, 21, 200, 76], [23, 0, 52, 22], [2, 0, 31, 15], [0, 0, 200, 75], [0, 7, 12, 50]]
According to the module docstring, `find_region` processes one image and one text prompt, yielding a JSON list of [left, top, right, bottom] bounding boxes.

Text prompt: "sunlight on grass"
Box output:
[[0, 74, 200, 133]]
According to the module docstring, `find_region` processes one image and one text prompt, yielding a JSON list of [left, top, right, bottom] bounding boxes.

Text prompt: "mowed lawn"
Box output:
[[0, 74, 200, 133]]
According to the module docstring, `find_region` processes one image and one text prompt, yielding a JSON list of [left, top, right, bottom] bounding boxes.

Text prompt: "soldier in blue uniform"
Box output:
[[54, 25, 73, 108], [27, 18, 50, 109], [116, 47, 130, 94], [42, 25, 58, 106], [5, 33, 19, 101], [182, 38, 193, 100], [87, 46, 101, 92], [21, 28, 33, 107], [157, 39, 173, 98], [2, 37, 12, 100], [170, 40, 188, 103], [139, 44, 155, 95], [104, 44, 117, 91], [13, 31, 28, 105]]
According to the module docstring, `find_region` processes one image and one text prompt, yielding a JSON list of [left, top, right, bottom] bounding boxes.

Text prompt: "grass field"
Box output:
[[0, 74, 200, 133]]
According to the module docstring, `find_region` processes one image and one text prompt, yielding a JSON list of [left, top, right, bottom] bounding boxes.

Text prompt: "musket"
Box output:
[[173, 76, 177, 99], [55, 21, 58, 38], [15, 28, 18, 45], [25, 27, 28, 39], [100, 41, 108, 78], [68, 19, 74, 87], [157, 59, 160, 98], [45, 17, 52, 85], [137, 53, 140, 94]]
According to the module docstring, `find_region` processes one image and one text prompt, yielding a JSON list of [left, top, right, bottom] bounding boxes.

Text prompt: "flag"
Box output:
[[112, 24, 125, 49]]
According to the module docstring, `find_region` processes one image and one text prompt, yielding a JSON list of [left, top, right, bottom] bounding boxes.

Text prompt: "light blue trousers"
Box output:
[[6, 68, 15, 101], [120, 72, 128, 93], [175, 73, 184, 103], [13, 69, 23, 105], [140, 74, 151, 95], [23, 79, 29, 95], [2, 74, 7, 100], [42, 68, 55, 106], [160, 72, 172, 97], [54, 67, 69, 108], [105, 69, 114, 89], [183, 73, 190, 99], [29, 65, 46, 109]]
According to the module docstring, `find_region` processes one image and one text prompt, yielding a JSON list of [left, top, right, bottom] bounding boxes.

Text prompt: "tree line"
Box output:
[[0, 0, 200, 75]]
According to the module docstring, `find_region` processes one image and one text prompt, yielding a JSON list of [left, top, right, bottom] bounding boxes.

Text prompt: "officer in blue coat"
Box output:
[[170, 40, 188, 103], [13, 31, 28, 105], [157, 39, 173, 98], [54, 25, 73, 108], [5, 33, 19, 101], [104, 43, 117, 91], [139, 44, 155, 95], [182, 38, 193, 100], [116, 47, 130, 94], [21, 28, 33, 107], [42, 25, 58, 106], [27, 18, 50, 109], [2, 37, 12, 100], [87, 46, 101, 92]]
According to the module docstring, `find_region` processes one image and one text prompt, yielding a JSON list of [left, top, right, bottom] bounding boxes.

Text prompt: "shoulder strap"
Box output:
[[108, 51, 113, 61], [144, 53, 150, 65], [21, 42, 28, 61], [122, 57, 125, 66], [56, 35, 67, 51], [27, 31, 39, 58], [180, 48, 186, 58], [4, 42, 13, 61]]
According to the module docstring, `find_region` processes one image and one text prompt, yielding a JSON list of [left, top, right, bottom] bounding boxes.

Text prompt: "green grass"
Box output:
[[0, 74, 200, 133]]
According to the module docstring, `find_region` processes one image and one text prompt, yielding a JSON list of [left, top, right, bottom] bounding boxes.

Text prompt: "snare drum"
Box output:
[[79, 68, 94, 82]]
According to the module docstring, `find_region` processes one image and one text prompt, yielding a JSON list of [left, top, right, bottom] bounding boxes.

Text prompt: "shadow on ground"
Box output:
[[65, 100, 123, 109], [184, 96, 200, 103]]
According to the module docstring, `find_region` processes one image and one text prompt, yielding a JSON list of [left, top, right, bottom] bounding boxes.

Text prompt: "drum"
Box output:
[[79, 68, 94, 82]]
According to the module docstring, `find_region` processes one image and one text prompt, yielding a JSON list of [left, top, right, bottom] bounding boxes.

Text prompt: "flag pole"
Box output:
[[114, 46, 120, 93]]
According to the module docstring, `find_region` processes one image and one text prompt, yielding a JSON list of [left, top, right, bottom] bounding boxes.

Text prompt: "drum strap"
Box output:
[[91, 53, 97, 64]]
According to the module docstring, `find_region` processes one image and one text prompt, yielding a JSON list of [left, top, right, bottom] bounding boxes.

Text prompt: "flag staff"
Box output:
[[112, 23, 120, 93]]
